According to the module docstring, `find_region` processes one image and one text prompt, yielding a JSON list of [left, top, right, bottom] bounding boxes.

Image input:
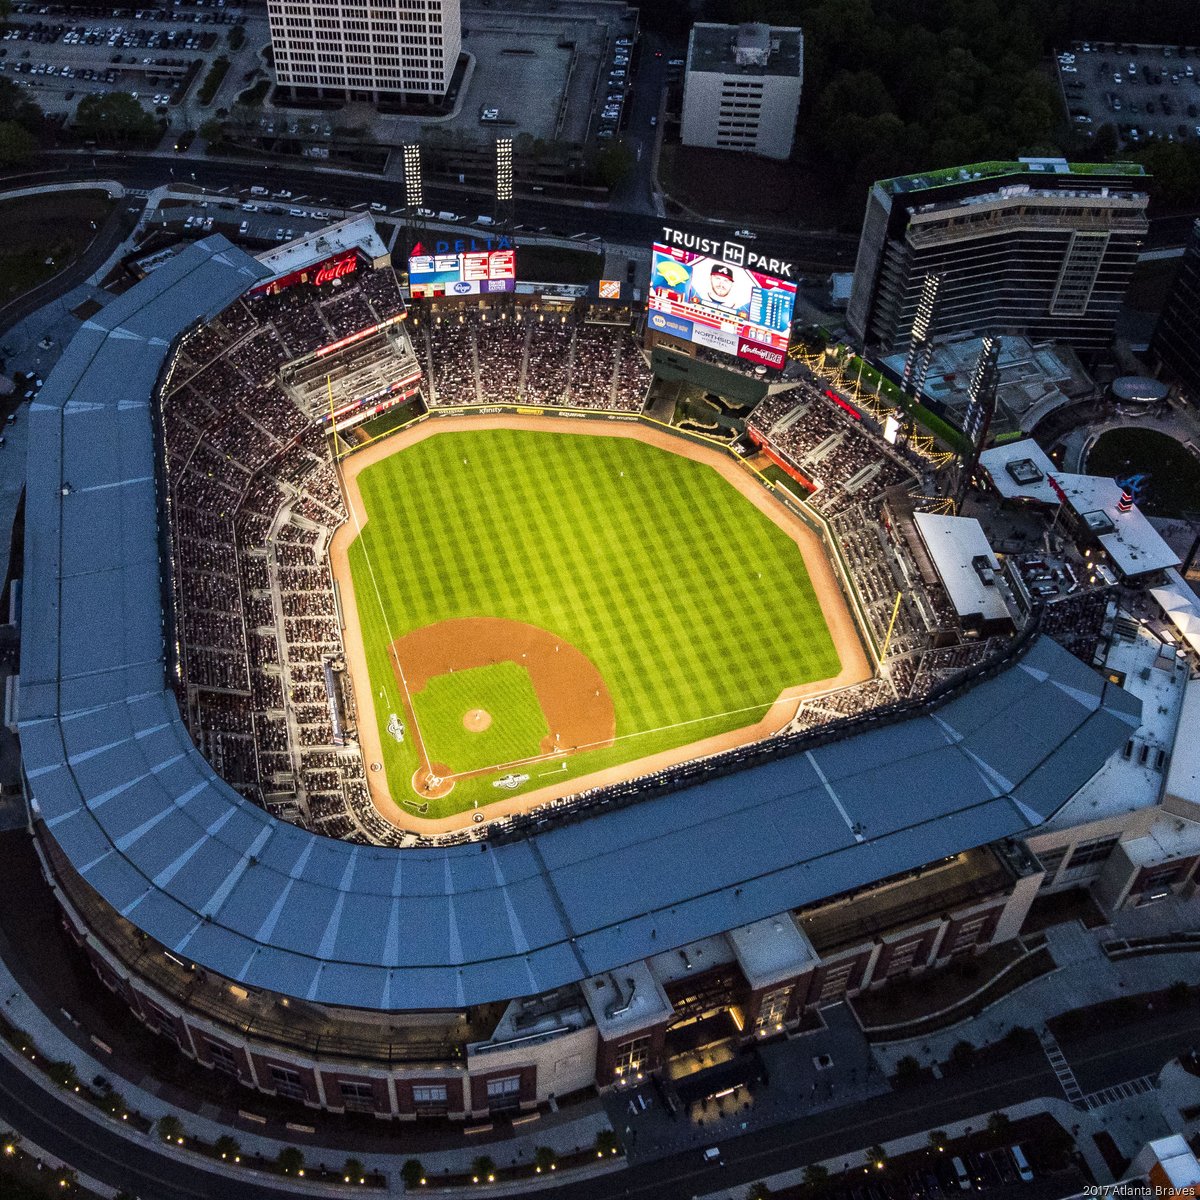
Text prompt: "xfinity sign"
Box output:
[[658, 225, 793, 279]]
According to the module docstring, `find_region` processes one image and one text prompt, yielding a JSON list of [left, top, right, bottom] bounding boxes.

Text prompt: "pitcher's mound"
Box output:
[[463, 708, 492, 733]]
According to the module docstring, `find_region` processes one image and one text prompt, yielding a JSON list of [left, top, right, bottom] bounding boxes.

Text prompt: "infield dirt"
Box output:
[[328, 414, 873, 835]]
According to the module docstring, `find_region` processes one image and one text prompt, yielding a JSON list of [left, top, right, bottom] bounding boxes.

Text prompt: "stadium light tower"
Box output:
[[402, 142, 426, 258], [901, 273, 941, 399], [495, 137, 514, 231], [955, 334, 1001, 507]]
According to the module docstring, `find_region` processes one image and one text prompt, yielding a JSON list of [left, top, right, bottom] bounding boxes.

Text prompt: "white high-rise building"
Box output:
[[268, 0, 461, 103], [680, 22, 803, 161]]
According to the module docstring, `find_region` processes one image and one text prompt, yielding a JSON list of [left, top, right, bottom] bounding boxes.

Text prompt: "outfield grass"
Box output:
[[347, 428, 841, 816], [412, 662, 549, 774]]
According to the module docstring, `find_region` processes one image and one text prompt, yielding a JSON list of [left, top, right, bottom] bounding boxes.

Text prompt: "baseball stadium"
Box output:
[[16, 222, 1142, 1120]]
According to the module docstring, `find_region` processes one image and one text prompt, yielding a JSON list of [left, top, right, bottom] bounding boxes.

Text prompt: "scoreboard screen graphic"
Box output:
[[648, 243, 795, 368], [408, 249, 515, 297]]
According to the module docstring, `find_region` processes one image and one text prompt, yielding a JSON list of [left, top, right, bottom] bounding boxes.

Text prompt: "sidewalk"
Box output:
[[0, 951, 614, 1192], [870, 899, 1200, 1073], [694, 1097, 1118, 1200]]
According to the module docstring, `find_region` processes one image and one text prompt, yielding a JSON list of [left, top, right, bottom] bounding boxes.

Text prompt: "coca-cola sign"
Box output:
[[314, 252, 359, 286], [252, 249, 361, 296]]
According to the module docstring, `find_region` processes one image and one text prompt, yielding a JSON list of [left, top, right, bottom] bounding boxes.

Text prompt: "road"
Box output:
[[5, 154, 1193, 275], [607, 31, 670, 215], [1, 152, 861, 270], [2, 1000, 1198, 1200]]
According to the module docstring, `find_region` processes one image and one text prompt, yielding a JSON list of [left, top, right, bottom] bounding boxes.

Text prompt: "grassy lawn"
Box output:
[[413, 662, 549, 774], [515, 243, 601, 284], [347, 428, 840, 817], [1085, 426, 1200, 517], [0, 190, 114, 308], [659, 142, 847, 229]]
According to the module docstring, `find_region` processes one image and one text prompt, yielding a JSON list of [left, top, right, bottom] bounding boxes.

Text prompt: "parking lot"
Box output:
[[455, 0, 635, 145], [0, 0, 255, 118], [1057, 40, 1200, 149]]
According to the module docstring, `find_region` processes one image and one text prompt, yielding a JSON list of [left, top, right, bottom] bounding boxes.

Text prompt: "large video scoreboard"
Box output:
[[647, 226, 797, 370], [408, 247, 515, 298]]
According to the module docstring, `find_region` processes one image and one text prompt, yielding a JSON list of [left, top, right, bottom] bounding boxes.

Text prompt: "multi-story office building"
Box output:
[[847, 159, 1150, 356], [1150, 218, 1200, 401], [680, 22, 803, 161], [268, 0, 461, 103]]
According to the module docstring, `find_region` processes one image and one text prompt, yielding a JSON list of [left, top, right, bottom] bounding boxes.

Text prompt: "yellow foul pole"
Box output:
[[880, 591, 903, 660]]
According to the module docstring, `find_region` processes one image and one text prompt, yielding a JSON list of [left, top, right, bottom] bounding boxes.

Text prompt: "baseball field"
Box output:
[[338, 420, 861, 823]]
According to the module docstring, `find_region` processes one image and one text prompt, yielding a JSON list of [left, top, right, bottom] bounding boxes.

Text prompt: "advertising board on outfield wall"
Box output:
[[648, 226, 796, 369]]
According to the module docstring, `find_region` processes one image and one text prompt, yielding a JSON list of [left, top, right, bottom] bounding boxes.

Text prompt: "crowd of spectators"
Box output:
[[162, 268, 411, 842], [412, 303, 651, 413], [747, 385, 921, 517]]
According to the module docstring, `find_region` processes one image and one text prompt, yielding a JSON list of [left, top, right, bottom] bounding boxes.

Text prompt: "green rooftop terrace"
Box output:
[[879, 158, 1146, 195]]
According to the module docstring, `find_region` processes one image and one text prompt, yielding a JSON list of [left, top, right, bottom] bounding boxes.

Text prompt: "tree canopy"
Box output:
[[74, 92, 158, 145], [652, 0, 1200, 211]]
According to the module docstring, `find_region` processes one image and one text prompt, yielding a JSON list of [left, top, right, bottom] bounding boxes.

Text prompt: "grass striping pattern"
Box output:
[[347, 428, 841, 817]]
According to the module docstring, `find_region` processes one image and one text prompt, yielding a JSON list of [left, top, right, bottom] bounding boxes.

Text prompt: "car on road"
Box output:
[[703, 1147, 725, 1167], [734, 228, 757, 238]]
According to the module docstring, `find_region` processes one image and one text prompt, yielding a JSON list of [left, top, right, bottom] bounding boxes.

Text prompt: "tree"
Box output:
[[277, 1146, 304, 1174], [533, 1146, 556, 1172], [228, 23, 245, 51], [199, 118, 229, 151], [0, 121, 35, 167], [748, 1183, 775, 1200], [46, 1060, 79, 1089], [156, 1114, 184, 1144], [471, 1154, 496, 1181], [594, 1128, 620, 1156], [949, 1040, 977, 1070], [401, 1159, 425, 1188], [866, 1145, 888, 1170], [592, 139, 634, 190], [803, 1163, 830, 1189], [928, 1130, 949, 1153], [0, 77, 43, 132], [894, 1055, 922, 1087], [343, 1157, 366, 1182], [74, 92, 157, 146], [986, 1111, 1013, 1138], [214, 1134, 240, 1160]]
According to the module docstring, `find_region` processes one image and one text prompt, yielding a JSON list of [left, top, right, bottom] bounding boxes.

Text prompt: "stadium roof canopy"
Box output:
[[254, 215, 390, 288], [913, 512, 1011, 625], [1056, 473, 1181, 578], [19, 236, 1142, 1012], [978, 439, 1059, 505]]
